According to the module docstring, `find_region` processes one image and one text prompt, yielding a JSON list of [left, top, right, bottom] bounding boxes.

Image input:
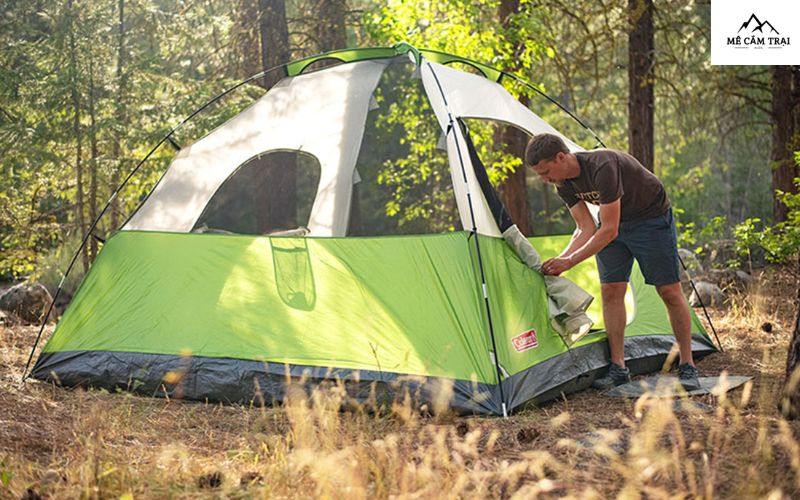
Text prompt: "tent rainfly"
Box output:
[[26, 43, 718, 416]]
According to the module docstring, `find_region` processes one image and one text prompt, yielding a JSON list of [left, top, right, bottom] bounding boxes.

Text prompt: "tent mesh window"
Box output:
[[461, 118, 573, 236], [192, 150, 321, 235], [347, 56, 462, 236]]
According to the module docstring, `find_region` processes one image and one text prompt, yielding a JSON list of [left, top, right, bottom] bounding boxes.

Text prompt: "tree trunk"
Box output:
[[253, 0, 293, 233], [316, 0, 347, 52], [496, 121, 532, 235], [780, 256, 800, 419], [628, 0, 655, 172], [496, 0, 531, 235], [770, 66, 799, 223], [258, 0, 289, 90], [234, 0, 261, 79], [88, 57, 99, 261], [314, 0, 348, 225], [68, 0, 88, 274], [110, 0, 127, 231]]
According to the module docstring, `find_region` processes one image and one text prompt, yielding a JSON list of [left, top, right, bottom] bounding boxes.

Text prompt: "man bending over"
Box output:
[[525, 133, 700, 390]]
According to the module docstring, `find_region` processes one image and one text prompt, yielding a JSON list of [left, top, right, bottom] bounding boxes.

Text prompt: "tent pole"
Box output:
[[499, 73, 606, 149], [678, 255, 724, 352], [425, 62, 508, 417], [20, 65, 290, 383]]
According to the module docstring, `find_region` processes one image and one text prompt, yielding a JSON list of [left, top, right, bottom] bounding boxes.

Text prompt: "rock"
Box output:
[[705, 269, 734, 286], [0, 282, 52, 324], [577, 430, 627, 454], [734, 270, 755, 287], [38, 469, 63, 486], [702, 269, 754, 292], [689, 281, 725, 307], [706, 239, 739, 269], [678, 248, 703, 272]]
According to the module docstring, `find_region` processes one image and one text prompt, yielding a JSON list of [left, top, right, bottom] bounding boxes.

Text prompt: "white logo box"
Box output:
[[711, 0, 800, 65]]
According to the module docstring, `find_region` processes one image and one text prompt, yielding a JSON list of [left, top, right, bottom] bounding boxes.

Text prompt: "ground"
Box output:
[[1, 266, 798, 499]]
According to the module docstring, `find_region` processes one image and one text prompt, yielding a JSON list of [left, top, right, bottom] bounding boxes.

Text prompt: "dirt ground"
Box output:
[[1, 265, 798, 499]]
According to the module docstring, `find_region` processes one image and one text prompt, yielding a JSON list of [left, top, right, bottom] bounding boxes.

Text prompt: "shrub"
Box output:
[[733, 178, 800, 265]]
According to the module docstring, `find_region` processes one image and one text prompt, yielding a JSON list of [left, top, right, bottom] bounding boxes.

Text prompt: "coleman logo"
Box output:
[[512, 329, 538, 352], [727, 13, 790, 49]]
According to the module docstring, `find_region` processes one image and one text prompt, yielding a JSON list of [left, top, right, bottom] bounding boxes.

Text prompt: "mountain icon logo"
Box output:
[[738, 13, 779, 35]]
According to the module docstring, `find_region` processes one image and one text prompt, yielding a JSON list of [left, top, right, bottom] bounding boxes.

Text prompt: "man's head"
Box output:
[[525, 133, 574, 184]]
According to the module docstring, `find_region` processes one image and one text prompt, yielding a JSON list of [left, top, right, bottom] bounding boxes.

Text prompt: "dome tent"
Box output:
[[25, 43, 718, 415]]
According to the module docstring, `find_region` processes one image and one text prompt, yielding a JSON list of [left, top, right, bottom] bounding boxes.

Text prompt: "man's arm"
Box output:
[[558, 201, 596, 258], [567, 199, 620, 264], [542, 199, 621, 275]]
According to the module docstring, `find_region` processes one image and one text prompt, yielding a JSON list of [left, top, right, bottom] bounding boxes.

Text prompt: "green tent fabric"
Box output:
[[32, 231, 716, 414]]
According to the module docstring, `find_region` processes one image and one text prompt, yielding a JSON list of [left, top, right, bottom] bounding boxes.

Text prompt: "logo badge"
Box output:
[[726, 13, 788, 49], [711, 0, 800, 65], [512, 329, 538, 352]]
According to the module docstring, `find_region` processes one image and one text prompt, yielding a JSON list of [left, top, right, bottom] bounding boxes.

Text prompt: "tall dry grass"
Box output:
[[1, 371, 798, 499], [1, 264, 799, 498]]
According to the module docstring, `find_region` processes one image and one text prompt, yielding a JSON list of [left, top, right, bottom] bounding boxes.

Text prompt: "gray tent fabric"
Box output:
[[606, 375, 752, 398], [502, 224, 594, 344]]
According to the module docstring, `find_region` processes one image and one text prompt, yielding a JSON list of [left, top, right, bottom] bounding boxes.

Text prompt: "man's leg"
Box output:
[[656, 282, 695, 366], [592, 235, 634, 389], [601, 282, 628, 367]]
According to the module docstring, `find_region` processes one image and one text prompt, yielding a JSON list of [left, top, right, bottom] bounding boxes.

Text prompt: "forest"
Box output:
[[1, 0, 797, 287], [3, 0, 800, 498]]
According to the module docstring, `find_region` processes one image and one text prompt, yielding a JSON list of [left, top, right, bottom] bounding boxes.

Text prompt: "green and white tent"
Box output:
[[29, 44, 717, 415]]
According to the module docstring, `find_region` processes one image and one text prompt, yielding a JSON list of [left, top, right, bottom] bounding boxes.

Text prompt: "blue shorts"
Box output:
[[596, 208, 681, 286]]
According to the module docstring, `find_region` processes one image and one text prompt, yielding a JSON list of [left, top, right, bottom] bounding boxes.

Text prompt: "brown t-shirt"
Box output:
[[555, 149, 670, 222]]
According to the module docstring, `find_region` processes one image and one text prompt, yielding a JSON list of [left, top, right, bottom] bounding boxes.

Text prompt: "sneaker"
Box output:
[[677, 363, 702, 391], [592, 363, 631, 390]]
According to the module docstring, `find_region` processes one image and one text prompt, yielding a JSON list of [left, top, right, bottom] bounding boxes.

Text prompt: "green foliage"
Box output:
[[699, 216, 729, 244], [0, 0, 263, 278], [673, 207, 696, 249], [731, 217, 761, 269], [731, 177, 800, 265], [31, 232, 88, 297], [0, 0, 783, 280], [0, 459, 12, 487], [755, 183, 800, 263], [371, 65, 457, 232]]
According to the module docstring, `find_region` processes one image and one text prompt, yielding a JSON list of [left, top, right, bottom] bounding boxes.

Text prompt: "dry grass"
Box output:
[[1, 265, 799, 499]]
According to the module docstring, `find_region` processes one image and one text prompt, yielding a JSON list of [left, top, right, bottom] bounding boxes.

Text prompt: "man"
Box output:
[[524, 133, 700, 390]]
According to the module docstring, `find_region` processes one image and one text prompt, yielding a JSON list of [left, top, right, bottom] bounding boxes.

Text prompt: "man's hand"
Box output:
[[541, 256, 574, 276]]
